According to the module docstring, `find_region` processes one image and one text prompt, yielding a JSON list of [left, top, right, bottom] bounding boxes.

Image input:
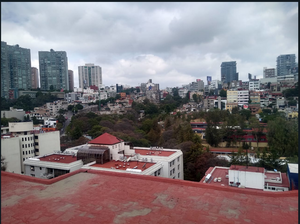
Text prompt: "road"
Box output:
[[60, 110, 73, 136]]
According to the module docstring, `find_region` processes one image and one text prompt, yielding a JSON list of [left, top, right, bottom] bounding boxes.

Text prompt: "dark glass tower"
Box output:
[[39, 49, 69, 91], [221, 61, 238, 84]]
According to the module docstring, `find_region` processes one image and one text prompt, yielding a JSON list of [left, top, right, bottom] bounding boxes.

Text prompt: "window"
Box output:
[[31, 174, 35, 177], [178, 164, 180, 170], [26, 151, 28, 155], [170, 170, 172, 176], [178, 172, 180, 178], [22, 144, 24, 148], [23, 158, 25, 161], [177, 157, 179, 162], [157, 169, 161, 176], [22, 138, 24, 141], [154, 171, 157, 176], [35, 136, 38, 139], [170, 162, 172, 167], [40, 167, 42, 170], [173, 177, 175, 179], [173, 168, 175, 173], [23, 151, 24, 155]]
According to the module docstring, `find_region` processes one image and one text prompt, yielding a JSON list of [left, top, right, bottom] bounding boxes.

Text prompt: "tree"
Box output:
[[1, 155, 6, 171], [219, 89, 227, 97], [70, 126, 82, 140], [267, 117, 298, 157]]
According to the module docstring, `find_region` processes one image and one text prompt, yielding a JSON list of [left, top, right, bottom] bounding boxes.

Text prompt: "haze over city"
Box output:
[[1, 2, 298, 89]]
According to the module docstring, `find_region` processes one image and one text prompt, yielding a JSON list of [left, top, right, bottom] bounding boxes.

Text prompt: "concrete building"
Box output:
[[1, 107, 25, 120], [1, 121, 60, 174], [276, 54, 296, 77], [249, 79, 260, 91], [237, 90, 249, 106], [263, 67, 276, 78], [1, 41, 32, 98], [201, 165, 289, 192], [65, 133, 184, 180], [226, 88, 239, 112], [31, 67, 39, 89], [68, 70, 74, 92], [24, 153, 83, 179], [140, 79, 160, 104], [78, 63, 102, 89], [221, 61, 238, 84], [39, 49, 69, 91]]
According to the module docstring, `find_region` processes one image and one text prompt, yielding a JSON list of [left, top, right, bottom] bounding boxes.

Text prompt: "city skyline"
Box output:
[[1, 2, 298, 89]]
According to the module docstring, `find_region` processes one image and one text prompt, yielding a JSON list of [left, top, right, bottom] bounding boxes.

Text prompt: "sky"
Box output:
[[1, 2, 298, 89]]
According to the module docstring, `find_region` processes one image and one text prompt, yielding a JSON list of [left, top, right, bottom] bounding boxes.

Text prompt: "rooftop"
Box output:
[[1, 170, 298, 224], [90, 160, 156, 171], [89, 133, 123, 145], [134, 149, 176, 157], [38, 154, 77, 164]]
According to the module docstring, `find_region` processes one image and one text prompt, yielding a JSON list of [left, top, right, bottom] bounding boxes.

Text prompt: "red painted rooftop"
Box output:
[[91, 160, 156, 171], [134, 149, 176, 157], [89, 133, 123, 145], [1, 170, 298, 224], [39, 154, 77, 164]]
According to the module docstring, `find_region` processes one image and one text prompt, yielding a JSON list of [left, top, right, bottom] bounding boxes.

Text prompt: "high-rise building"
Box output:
[[1, 41, 32, 98], [221, 61, 238, 84], [31, 67, 39, 89], [263, 67, 276, 78], [78, 63, 102, 89], [68, 70, 74, 92], [276, 54, 296, 76], [39, 49, 69, 91]]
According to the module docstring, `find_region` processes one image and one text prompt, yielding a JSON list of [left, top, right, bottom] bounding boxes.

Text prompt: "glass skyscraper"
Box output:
[[221, 61, 238, 84], [39, 49, 69, 91], [276, 54, 296, 76], [1, 41, 31, 98]]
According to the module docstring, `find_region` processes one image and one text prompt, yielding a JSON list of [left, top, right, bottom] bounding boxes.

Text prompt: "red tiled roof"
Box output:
[[1, 170, 298, 224], [89, 133, 123, 145]]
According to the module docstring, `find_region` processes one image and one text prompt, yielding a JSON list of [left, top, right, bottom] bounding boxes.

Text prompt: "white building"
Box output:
[[65, 133, 184, 180], [24, 153, 83, 179], [237, 90, 249, 106], [201, 165, 289, 192], [249, 79, 260, 91], [1, 107, 25, 120], [78, 63, 102, 89], [1, 121, 60, 174]]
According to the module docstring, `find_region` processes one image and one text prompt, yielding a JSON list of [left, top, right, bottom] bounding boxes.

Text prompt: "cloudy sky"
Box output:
[[1, 2, 298, 89]]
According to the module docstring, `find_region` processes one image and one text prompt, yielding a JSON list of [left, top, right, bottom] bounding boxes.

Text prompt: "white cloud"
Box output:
[[1, 2, 298, 89]]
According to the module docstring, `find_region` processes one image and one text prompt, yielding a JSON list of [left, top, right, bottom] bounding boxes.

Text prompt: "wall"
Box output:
[[229, 170, 264, 190], [1, 110, 25, 120], [1, 137, 22, 174], [37, 131, 60, 156], [9, 122, 33, 133]]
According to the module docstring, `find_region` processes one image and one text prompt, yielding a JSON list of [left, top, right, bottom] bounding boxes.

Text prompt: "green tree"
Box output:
[[1, 155, 6, 171], [70, 126, 82, 140], [267, 117, 298, 157], [219, 89, 227, 97]]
